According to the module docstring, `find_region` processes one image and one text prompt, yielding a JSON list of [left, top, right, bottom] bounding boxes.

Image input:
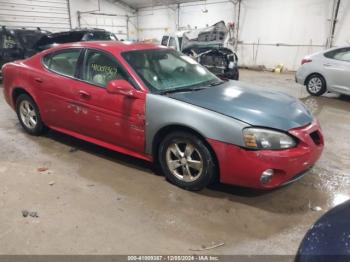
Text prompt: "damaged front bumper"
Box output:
[[207, 119, 324, 189]]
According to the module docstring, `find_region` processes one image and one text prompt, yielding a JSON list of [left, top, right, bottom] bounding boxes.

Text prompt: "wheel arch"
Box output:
[[152, 124, 220, 178], [12, 87, 36, 106], [304, 72, 327, 87]]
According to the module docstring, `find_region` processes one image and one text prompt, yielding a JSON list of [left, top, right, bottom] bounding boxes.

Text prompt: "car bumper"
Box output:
[[207, 119, 324, 189], [295, 68, 308, 85]]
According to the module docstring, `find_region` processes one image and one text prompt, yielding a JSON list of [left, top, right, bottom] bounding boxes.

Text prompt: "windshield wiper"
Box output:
[[161, 87, 207, 95]]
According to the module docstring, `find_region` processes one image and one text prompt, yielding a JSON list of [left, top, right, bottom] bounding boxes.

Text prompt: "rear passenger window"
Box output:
[[324, 48, 350, 62], [43, 49, 81, 77]]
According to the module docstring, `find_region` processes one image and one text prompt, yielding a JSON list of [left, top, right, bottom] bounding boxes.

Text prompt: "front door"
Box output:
[[74, 49, 146, 153]]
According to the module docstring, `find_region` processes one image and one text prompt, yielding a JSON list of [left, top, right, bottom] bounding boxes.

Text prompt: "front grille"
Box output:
[[310, 131, 322, 145]]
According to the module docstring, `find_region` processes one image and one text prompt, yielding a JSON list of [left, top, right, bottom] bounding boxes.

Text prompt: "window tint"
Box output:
[[324, 48, 350, 62], [43, 49, 81, 77], [81, 49, 129, 87], [161, 36, 169, 46], [168, 37, 176, 49], [2, 34, 17, 49]]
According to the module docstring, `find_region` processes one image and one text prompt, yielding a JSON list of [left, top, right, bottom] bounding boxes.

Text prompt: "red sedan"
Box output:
[[2, 41, 324, 191]]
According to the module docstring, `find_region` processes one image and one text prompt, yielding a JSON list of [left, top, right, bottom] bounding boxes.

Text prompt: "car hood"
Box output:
[[168, 81, 313, 131], [181, 21, 228, 51], [297, 200, 350, 257]]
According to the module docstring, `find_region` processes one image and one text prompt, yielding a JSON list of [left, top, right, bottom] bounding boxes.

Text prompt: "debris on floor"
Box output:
[[273, 64, 285, 73], [311, 206, 323, 212], [189, 242, 225, 251], [308, 201, 323, 212], [21, 210, 29, 217], [37, 167, 49, 172], [48, 181, 55, 186], [22, 210, 39, 218], [29, 211, 39, 218]]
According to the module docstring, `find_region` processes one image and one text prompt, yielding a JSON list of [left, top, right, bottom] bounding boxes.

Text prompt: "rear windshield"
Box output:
[[37, 31, 117, 47], [83, 31, 118, 41], [17, 31, 46, 49]]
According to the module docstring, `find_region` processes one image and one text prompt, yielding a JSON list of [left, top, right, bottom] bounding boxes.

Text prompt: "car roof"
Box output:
[[46, 41, 167, 53], [48, 29, 109, 37], [1, 28, 46, 34]]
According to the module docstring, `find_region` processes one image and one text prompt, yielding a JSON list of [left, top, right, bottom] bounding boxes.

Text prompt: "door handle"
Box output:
[[34, 77, 43, 83], [323, 63, 332, 67], [78, 90, 91, 99]]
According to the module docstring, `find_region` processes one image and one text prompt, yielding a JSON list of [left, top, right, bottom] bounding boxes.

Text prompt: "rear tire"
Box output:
[[158, 131, 216, 191], [15, 94, 47, 135], [305, 74, 327, 96]]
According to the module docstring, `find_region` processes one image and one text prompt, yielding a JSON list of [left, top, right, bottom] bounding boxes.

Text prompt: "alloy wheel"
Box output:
[[307, 77, 323, 94], [19, 100, 38, 129], [165, 141, 204, 182]]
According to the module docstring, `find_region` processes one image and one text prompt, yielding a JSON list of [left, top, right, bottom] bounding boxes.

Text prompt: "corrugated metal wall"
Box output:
[[78, 13, 128, 39], [0, 0, 71, 32]]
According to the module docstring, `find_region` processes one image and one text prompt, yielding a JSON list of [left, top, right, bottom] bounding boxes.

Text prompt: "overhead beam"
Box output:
[[113, 0, 136, 12]]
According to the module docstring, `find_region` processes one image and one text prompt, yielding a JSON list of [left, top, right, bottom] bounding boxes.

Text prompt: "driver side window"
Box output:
[[81, 49, 128, 88]]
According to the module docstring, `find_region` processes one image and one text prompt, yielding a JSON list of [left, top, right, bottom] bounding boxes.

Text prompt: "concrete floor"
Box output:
[[0, 69, 349, 255]]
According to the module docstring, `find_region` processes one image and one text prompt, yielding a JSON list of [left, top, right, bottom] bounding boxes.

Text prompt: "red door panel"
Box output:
[[72, 81, 146, 153], [38, 72, 82, 133]]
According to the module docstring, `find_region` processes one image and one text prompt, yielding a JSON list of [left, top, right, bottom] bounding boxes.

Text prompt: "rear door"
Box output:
[[73, 48, 146, 153], [323, 47, 350, 94], [39, 48, 83, 132]]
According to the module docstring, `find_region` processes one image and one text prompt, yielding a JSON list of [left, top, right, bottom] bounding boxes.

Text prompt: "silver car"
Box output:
[[296, 46, 350, 96]]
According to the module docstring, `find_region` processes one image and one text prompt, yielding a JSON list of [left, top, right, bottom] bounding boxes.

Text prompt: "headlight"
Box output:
[[243, 128, 296, 150]]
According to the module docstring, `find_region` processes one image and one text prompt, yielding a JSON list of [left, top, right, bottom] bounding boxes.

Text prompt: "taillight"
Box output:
[[301, 58, 312, 65]]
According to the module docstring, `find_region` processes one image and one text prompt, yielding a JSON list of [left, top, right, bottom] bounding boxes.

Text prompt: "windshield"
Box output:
[[122, 49, 219, 93]]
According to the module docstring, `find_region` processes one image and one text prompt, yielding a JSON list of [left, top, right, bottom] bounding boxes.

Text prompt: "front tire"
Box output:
[[16, 94, 47, 135], [158, 131, 216, 191], [305, 74, 327, 96]]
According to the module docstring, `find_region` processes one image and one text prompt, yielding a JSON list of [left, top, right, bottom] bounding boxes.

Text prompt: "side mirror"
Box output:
[[106, 79, 139, 98]]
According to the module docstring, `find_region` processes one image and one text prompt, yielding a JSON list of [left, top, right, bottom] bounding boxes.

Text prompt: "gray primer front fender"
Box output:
[[145, 94, 250, 155]]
